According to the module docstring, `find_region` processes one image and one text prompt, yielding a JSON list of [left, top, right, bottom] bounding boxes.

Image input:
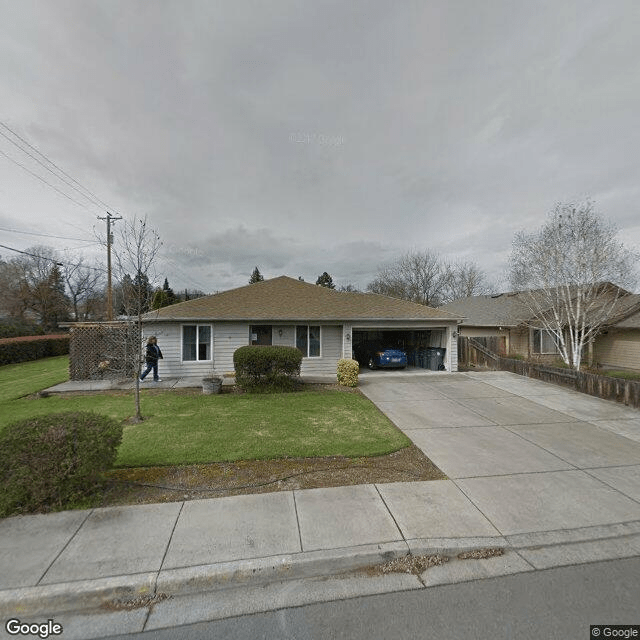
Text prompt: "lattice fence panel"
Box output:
[[69, 323, 141, 380]]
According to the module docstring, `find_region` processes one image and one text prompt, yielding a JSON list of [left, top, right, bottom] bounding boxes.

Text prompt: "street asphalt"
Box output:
[[1, 370, 640, 639]]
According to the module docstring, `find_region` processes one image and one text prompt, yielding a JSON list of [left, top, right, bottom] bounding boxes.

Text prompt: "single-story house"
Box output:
[[440, 287, 640, 370], [592, 295, 640, 371], [141, 275, 463, 377]]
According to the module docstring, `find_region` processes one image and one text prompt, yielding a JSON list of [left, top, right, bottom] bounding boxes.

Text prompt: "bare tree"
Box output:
[[63, 259, 106, 321], [442, 260, 491, 303], [368, 251, 489, 307], [112, 216, 162, 421], [368, 250, 448, 307], [509, 200, 638, 370], [10, 246, 69, 328], [0, 257, 28, 318]]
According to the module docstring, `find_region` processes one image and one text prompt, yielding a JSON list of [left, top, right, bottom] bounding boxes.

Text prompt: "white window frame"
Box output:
[[296, 325, 322, 358], [532, 329, 559, 355], [181, 324, 213, 362]]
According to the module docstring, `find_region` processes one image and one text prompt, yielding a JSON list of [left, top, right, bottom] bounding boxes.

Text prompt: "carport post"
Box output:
[[448, 325, 458, 372], [342, 324, 353, 359]]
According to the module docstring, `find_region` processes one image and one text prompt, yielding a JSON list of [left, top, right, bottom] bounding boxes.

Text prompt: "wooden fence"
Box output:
[[459, 337, 640, 409]]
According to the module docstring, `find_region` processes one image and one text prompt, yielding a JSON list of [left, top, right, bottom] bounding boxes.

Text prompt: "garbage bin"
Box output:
[[425, 347, 438, 371], [426, 347, 446, 371]]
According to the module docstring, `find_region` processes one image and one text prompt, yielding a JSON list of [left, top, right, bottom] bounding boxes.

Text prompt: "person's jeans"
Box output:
[[140, 361, 158, 381]]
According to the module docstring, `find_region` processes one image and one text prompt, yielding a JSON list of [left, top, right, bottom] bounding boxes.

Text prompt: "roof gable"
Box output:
[[143, 276, 462, 322]]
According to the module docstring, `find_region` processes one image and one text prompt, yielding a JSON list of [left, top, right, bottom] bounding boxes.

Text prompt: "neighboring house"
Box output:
[[141, 275, 463, 377], [593, 294, 640, 371], [441, 287, 640, 369]]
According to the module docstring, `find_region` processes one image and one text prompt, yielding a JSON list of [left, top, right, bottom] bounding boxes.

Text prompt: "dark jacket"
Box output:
[[145, 344, 163, 363]]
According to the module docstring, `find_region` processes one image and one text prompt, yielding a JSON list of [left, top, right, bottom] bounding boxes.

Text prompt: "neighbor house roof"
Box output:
[[608, 294, 640, 329], [439, 293, 529, 327], [440, 284, 639, 329], [143, 276, 463, 322]]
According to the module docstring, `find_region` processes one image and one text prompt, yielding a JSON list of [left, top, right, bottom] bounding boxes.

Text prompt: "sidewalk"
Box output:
[[1, 371, 640, 638]]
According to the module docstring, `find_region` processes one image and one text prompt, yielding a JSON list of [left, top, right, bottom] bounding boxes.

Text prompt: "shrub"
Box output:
[[0, 336, 70, 366], [337, 358, 359, 387], [0, 321, 45, 338], [0, 411, 123, 517], [233, 345, 303, 392]]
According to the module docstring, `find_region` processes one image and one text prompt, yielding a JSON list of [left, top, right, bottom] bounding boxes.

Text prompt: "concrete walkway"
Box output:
[[2, 371, 640, 638]]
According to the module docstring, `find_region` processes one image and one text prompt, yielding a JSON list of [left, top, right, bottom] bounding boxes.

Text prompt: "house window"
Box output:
[[250, 325, 272, 345], [296, 325, 321, 357], [532, 329, 559, 354], [183, 325, 211, 361]]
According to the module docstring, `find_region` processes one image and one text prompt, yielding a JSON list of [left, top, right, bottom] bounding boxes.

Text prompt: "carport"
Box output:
[[350, 324, 453, 371]]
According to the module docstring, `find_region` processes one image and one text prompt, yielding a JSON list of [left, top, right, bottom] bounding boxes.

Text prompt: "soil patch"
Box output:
[[100, 445, 445, 507]]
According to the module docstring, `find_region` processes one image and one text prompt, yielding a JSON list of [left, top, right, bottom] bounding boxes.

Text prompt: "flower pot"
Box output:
[[202, 377, 222, 395]]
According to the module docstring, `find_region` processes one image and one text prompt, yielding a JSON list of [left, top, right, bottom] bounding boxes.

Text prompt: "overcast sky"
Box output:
[[1, 0, 639, 294]]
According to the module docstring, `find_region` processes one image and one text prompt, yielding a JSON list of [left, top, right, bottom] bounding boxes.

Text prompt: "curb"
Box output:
[[3, 527, 640, 618], [0, 538, 506, 618], [0, 542, 407, 617]]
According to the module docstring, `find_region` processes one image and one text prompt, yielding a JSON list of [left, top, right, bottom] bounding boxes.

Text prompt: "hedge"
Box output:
[[0, 335, 70, 366], [233, 345, 303, 392], [0, 411, 123, 516]]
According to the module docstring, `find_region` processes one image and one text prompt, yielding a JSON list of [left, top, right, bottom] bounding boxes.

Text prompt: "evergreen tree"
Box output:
[[315, 272, 335, 289], [151, 289, 169, 310], [162, 277, 177, 305], [132, 271, 152, 314], [249, 266, 264, 284]]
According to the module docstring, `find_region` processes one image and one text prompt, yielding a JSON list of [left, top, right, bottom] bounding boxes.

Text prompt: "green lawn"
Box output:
[[597, 369, 640, 381], [0, 357, 410, 467], [0, 355, 70, 401]]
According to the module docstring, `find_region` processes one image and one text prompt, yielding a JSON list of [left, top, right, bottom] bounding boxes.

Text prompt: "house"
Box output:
[[141, 275, 463, 377], [592, 294, 640, 371], [441, 287, 640, 370]]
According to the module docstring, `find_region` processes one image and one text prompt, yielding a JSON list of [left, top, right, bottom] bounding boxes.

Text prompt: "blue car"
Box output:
[[362, 347, 407, 370]]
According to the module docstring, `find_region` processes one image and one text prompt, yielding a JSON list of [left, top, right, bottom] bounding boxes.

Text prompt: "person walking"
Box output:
[[139, 336, 163, 382]]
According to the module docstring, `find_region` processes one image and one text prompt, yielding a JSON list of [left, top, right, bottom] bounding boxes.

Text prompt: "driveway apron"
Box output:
[[359, 373, 640, 537]]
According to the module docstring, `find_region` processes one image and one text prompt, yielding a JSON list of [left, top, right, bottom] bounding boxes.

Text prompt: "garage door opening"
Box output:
[[352, 329, 447, 371]]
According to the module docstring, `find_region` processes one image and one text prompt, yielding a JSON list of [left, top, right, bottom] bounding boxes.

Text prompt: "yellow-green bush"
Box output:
[[337, 358, 359, 387]]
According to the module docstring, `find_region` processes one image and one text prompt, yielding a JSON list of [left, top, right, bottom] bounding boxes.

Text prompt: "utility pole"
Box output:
[[98, 212, 122, 321]]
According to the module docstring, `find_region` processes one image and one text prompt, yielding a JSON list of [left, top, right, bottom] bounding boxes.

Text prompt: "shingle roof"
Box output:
[[439, 293, 530, 327], [609, 294, 640, 329], [440, 286, 640, 329], [143, 276, 462, 322]]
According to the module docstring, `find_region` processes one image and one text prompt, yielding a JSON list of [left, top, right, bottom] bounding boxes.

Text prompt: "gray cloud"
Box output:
[[1, 0, 639, 295]]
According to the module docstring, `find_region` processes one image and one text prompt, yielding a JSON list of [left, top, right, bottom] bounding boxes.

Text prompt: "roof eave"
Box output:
[[142, 316, 462, 323]]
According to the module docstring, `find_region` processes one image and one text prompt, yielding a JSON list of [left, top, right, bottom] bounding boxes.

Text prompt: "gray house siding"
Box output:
[[144, 319, 458, 376], [143, 321, 250, 377], [144, 321, 345, 377], [300, 324, 342, 375], [269, 323, 345, 376], [214, 322, 251, 374]]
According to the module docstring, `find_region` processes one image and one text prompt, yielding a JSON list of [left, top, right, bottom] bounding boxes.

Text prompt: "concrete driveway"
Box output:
[[359, 371, 640, 537]]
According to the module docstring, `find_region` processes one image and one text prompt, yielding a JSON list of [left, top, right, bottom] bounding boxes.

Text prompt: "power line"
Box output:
[[0, 226, 96, 243], [0, 148, 93, 211], [0, 243, 106, 273], [58, 242, 104, 252], [159, 252, 209, 292], [0, 129, 105, 213], [0, 121, 116, 213]]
